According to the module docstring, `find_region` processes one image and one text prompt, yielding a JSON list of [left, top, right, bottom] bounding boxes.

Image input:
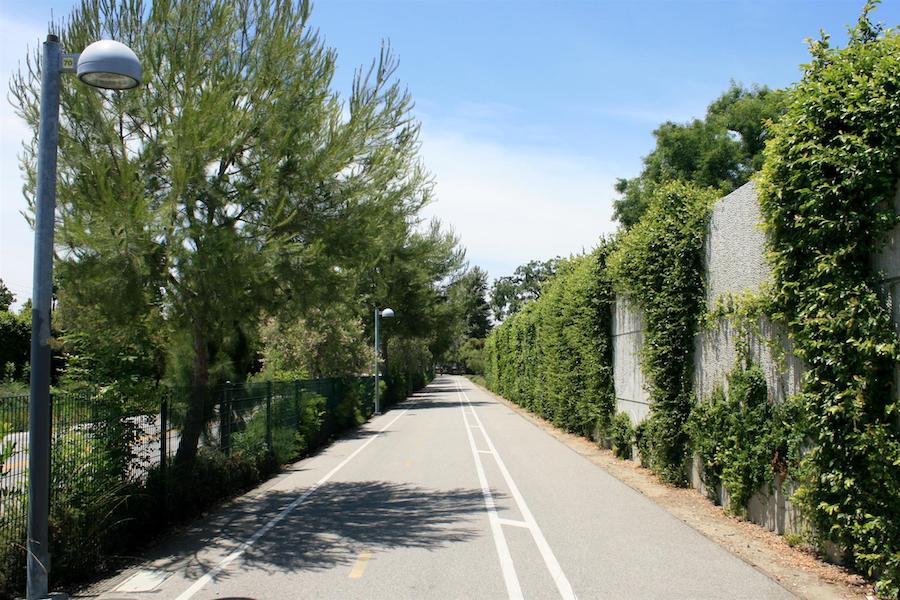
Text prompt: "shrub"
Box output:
[[608, 412, 635, 460], [687, 366, 791, 514]]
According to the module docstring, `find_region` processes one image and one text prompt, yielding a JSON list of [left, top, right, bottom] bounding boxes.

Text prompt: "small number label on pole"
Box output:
[[61, 54, 79, 73]]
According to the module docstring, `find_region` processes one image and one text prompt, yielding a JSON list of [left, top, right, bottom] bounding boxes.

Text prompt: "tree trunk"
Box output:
[[173, 323, 210, 470]]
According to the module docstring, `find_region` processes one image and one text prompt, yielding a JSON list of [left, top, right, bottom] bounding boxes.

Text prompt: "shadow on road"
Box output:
[[396, 384, 491, 412], [146, 480, 491, 584], [402, 399, 491, 411]]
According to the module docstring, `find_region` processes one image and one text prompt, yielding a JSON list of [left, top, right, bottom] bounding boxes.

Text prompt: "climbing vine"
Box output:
[[757, 3, 900, 593], [608, 180, 716, 484], [687, 364, 805, 516]]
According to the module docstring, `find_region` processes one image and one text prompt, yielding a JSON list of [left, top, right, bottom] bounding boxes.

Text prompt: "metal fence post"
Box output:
[[47, 392, 53, 507], [159, 395, 168, 515], [266, 381, 273, 451], [293, 380, 301, 431], [221, 382, 232, 455], [160, 396, 168, 475]]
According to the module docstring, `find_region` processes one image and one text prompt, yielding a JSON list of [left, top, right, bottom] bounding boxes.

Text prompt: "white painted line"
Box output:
[[497, 518, 532, 530], [174, 409, 408, 600], [477, 449, 494, 455], [461, 383, 578, 600], [459, 388, 523, 600]]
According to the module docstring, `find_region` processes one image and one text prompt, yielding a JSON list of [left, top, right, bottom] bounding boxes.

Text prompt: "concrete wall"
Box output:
[[691, 182, 803, 533], [612, 295, 650, 423], [612, 181, 805, 533], [693, 182, 804, 406], [609, 179, 900, 536]]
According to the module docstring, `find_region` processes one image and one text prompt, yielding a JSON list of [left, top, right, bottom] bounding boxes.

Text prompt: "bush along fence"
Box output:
[[485, 10, 900, 596], [0, 372, 430, 598]]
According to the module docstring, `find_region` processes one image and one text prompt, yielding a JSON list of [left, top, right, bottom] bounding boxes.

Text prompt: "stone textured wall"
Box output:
[[691, 181, 803, 533], [693, 181, 804, 406], [611, 295, 650, 423], [874, 180, 900, 421], [612, 181, 804, 533], [611, 180, 900, 531]]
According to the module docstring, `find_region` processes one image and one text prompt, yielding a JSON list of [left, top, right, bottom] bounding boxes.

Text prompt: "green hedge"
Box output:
[[485, 245, 615, 437]]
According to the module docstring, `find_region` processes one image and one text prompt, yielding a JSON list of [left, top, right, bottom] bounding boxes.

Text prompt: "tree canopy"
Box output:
[[613, 83, 787, 229], [0, 280, 14, 312], [12, 0, 463, 468], [490, 258, 560, 322]]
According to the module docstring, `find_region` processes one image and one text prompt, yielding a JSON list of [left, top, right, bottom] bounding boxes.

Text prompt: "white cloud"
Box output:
[[419, 125, 618, 281]]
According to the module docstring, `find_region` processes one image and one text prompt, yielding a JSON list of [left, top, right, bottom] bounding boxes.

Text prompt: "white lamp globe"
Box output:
[[77, 39, 142, 90]]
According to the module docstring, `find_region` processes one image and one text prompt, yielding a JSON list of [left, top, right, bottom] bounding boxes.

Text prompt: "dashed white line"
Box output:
[[459, 388, 524, 600], [174, 409, 408, 600], [458, 380, 578, 600], [497, 518, 531, 530]]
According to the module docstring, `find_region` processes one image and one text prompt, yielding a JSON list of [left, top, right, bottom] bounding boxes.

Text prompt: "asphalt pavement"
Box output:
[[91, 375, 795, 599]]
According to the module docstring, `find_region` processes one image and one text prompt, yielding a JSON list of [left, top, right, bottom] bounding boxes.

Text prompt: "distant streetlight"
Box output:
[[27, 33, 141, 600], [373, 307, 394, 415]]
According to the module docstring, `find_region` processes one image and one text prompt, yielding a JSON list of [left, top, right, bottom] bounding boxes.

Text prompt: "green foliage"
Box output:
[[609, 181, 716, 484], [0, 374, 380, 598], [687, 366, 800, 515], [465, 374, 488, 389], [489, 258, 561, 322], [258, 307, 372, 381], [434, 266, 492, 370], [456, 337, 486, 374], [12, 0, 460, 469], [449, 267, 492, 340], [47, 431, 135, 583], [633, 419, 651, 468], [484, 244, 616, 437], [0, 311, 29, 383], [609, 412, 635, 460], [384, 337, 432, 405], [0, 280, 14, 312], [614, 83, 786, 229], [757, 4, 900, 592], [295, 391, 327, 455]]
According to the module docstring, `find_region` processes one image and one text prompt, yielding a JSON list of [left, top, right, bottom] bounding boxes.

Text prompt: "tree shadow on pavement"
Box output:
[[403, 399, 491, 411], [151, 480, 491, 584]]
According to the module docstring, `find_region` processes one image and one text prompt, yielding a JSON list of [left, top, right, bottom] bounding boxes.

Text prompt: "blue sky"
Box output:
[[2, 0, 898, 306]]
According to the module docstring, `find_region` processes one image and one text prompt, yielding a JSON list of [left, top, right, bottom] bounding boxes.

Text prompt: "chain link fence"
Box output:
[[0, 373, 415, 598]]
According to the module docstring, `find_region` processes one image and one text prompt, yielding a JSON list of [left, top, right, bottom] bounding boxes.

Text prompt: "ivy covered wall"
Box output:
[[484, 7, 900, 594]]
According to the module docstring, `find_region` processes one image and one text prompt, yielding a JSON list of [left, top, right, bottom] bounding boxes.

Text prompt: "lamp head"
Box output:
[[380, 308, 395, 318], [77, 39, 142, 90]]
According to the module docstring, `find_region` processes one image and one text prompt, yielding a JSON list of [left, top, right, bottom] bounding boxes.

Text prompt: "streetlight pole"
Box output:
[[26, 34, 62, 600], [26, 34, 141, 600], [373, 308, 394, 415]]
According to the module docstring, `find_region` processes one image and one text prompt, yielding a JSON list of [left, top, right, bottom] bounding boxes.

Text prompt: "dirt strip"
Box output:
[[468, 380, 875, 600]]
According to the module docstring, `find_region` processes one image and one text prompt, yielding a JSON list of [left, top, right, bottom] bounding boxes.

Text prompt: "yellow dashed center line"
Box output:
[[349, 550, 373, 579]]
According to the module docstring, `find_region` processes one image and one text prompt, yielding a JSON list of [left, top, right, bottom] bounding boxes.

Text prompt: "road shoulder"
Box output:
[[465, 378, 871, 600]]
